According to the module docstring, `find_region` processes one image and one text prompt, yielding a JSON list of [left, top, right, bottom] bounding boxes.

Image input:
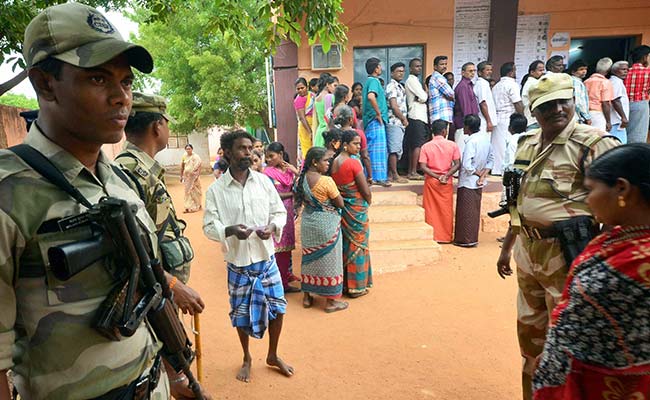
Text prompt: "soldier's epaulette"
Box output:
[[133, 165, 150, 179], [0, 149, 36, 180], [568, 125, 604, 148], [517, 131, 537, 144]]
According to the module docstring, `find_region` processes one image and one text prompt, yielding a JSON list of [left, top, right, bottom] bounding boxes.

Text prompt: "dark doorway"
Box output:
[[568, 36, 638, 76]]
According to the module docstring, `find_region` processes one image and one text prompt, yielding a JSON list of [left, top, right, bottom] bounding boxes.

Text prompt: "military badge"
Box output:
[[87, 11, 115, 34]]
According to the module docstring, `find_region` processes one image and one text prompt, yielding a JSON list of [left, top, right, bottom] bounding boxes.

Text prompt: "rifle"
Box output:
[[49, 197, 204, 399], [488, 168, 525, 218]]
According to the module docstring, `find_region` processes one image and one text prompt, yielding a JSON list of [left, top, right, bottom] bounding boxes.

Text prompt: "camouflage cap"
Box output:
[[23, 3, 153, 73], [529, 73, 574, 111], [131, 92, 176, 123]]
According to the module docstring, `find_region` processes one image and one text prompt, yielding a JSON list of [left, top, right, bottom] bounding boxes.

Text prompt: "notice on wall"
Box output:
[[514, 14, 550, 83], [452, 0, 491, 76]]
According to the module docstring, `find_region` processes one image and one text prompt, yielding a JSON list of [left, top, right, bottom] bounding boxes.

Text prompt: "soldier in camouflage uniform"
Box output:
[[496, 73, 619, 400], [116, 93, 205, 317], [0, 4, 206, 399]]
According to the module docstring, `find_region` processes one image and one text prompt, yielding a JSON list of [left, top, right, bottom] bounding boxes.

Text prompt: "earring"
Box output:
[[618, 195, 626, 208]]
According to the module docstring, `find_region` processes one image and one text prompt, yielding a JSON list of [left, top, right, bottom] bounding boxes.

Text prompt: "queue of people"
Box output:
[[4, 4, 650, 399]]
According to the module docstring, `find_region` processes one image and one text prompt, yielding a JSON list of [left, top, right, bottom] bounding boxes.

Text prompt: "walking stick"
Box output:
[[193, 314, 203, 383]]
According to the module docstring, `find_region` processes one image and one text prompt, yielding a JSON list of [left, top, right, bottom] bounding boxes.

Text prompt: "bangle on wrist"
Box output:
[[169, 276, 178, 291]]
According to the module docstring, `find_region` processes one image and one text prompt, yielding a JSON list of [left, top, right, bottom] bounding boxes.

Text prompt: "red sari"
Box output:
[[533, 225, 650, 400]]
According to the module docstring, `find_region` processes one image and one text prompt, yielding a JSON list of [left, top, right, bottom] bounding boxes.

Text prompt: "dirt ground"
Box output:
[[169, 175, 522, 400]]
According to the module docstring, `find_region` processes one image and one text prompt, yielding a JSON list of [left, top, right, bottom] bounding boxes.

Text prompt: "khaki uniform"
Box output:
[[0, 125, 169, 399], [116, 142, 191, 283], [509, 119, 618, 399]]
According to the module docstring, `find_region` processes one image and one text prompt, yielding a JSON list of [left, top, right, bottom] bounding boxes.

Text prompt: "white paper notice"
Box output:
[[514, 14, 550, 84], [452, 0, 491, 76]]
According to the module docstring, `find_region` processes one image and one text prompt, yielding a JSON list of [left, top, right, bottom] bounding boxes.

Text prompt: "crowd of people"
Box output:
[[4, 3, 650, 399]]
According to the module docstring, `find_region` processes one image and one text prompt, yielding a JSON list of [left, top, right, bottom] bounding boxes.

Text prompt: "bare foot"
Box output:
[[266, 356, 294, 377], [236, 358, 252, 382]]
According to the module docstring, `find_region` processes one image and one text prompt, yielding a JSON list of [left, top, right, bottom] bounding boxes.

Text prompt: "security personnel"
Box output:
[[0, 4, 195, 399], [496, 73, 618, 400], [116, 93, 205, 317]]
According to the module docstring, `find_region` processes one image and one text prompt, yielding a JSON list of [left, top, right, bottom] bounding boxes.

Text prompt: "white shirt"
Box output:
[[609, 75, 629, 125], [203, 168, 287, 267], [404, 74, 429, 122], [522, 77, 538, 127], [492, 76, 522, 118], [458, 131, 494, 189], [503, 132, 523, 170], [474, 77, 498, 126]]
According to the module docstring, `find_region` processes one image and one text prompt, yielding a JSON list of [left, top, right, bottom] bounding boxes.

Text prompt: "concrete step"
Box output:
[[371, 239, 442, 274], [369, 205, 424, 223], [369, 222, 433, 243], [371, 190, 418, 206]]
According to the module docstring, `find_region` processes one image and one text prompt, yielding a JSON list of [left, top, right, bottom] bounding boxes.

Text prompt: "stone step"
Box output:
[[369, 222, 433, 243], [371, 239, 442, 274], [371, 190, 418, 206], [369, 205, 424, 223]]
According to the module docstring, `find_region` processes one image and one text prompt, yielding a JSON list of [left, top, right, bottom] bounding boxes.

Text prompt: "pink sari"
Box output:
[[263, 166, 296, 287]]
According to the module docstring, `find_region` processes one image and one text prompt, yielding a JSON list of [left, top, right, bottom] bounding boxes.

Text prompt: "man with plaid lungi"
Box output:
[[204, 129, 294, 383], [362, 57, 392, 187]]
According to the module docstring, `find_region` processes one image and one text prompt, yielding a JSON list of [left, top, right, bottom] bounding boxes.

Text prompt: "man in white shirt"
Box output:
[[454, 115, 494, 248], [609, 61, 630, 143], [203, 130, 294, 383], [522, 60, 546, 130], [491, 62, 524, 175], [404, 57, 430, 180], [474, 61, 498, 136]]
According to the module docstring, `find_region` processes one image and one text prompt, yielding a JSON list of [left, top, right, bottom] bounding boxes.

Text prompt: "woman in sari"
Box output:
[[333, 106, 373, 183], [295, 147, 348, 313], [180, 143, 202, 213], [264, 142, 300, 292], [533, 144, 650, 400], [294, 77, 314, 160], [330, 130, 373, 298], [312, 75, 338, 148]]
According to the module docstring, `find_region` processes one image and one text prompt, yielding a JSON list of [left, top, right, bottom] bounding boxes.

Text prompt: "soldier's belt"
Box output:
[[520, 224, 557, 240]]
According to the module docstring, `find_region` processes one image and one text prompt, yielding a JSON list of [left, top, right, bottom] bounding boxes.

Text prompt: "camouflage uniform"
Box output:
[[116, 140, 191, 283], [509, 118, 618, 399], [0, 125, 169, 399]]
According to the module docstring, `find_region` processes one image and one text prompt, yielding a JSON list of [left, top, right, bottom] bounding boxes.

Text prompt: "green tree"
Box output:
[[0, 0, 346, 95], [133, 0, 271, 133], [0, 93, 38, 109]]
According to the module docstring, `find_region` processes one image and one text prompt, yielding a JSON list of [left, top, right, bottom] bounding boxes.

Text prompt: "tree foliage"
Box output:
[[0, 93, 38, 109], [132, 0, 271, 133], [1, 0, 346, 68]]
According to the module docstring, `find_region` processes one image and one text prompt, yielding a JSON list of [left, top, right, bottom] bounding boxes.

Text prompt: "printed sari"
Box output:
[[332, 159, 372, 294], [182, 153, 202, 212], [295, 92, 314, 160], [300, 177, 343, 298], [533, 225, 650, 400], [263, 166, 296, 287]]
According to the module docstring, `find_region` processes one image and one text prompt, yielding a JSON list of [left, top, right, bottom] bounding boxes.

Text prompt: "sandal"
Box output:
[[324, 300, 349, 313], [407, 174, 425, 181], [302, 293, 313, 308], [347, 289, 369, 299], [376, 181, 392, 187], [284, 285, 301, 293]]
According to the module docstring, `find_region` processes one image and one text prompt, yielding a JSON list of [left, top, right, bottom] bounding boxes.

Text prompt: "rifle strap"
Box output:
[[9, 144, 93, 209]]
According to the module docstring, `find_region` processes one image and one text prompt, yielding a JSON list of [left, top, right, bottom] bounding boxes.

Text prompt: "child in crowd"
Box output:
[[252, 149, 264, 172], [264, 142, 301, 292], [333, 105, 373, 183], [453, 114, 493, 248], [213, 158, 228, 179], [502, 113, 528, 170], [419, 119, 461, 243]]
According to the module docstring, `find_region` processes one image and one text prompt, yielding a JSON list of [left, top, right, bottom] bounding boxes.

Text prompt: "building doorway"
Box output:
[[569, 36, 638, 75]]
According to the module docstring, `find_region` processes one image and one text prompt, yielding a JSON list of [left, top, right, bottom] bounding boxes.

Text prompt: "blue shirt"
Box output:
[[362, 76, 388, 129]]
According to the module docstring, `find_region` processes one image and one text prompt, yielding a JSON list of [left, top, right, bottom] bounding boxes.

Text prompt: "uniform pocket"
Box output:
[[535, 168, 576, 198]]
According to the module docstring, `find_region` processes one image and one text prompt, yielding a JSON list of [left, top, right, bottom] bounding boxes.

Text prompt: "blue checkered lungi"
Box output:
[[227, 255, 287, 339], [365, 118, 388, 181]]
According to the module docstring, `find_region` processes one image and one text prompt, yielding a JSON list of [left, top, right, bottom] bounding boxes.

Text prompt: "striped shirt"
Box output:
[[203, 168, 287, 267], [571, 76, 592, 122], [428, 71, 455, 123], [624, 63, 650, 102]]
